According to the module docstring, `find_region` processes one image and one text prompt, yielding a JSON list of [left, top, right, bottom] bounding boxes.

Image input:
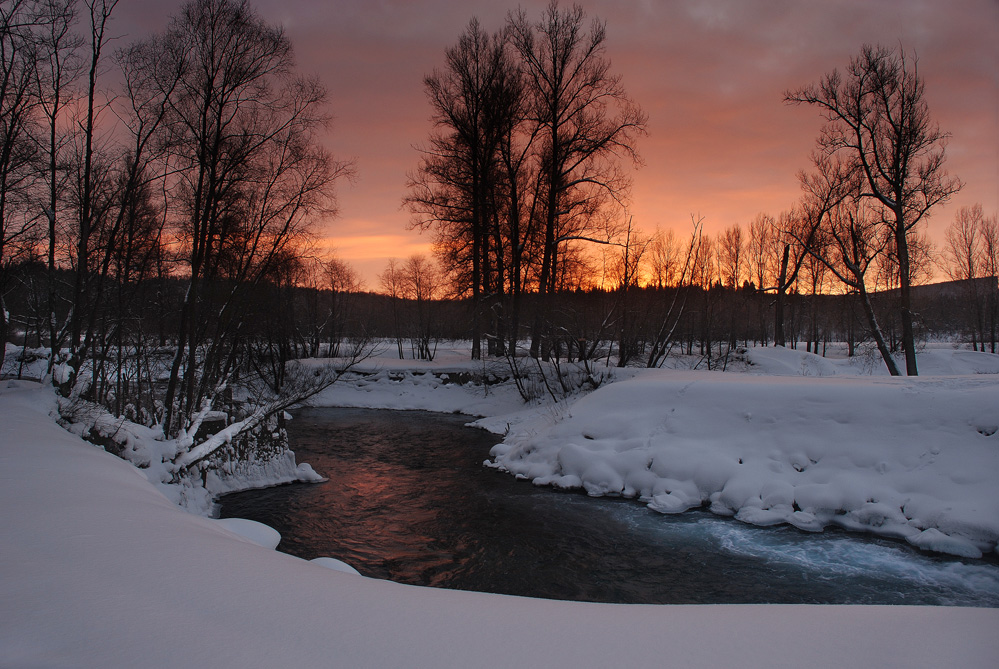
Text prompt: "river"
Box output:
[[218, 407, 999, 606]]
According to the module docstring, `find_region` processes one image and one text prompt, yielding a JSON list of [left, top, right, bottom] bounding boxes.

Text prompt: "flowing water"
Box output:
[[218, 407, 999, 606]]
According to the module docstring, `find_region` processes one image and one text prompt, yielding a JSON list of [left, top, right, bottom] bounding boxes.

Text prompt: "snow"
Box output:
[[310, 556, 363, 575], [488, 353, 999, 559], [3, 344, 999, 666], [306, 344, 527, 417], [213, 517, 283, 549], [743, 343, 999, 377]]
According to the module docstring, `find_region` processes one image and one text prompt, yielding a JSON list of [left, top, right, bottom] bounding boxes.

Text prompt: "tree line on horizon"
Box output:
[[0, 0, 995, 445]]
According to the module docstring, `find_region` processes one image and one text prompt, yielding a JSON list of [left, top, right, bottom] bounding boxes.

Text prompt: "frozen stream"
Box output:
[[218, 408, 999, 606]]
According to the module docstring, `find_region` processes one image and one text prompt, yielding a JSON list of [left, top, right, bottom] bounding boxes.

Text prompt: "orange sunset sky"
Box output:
[[118, 0, 998, 287]]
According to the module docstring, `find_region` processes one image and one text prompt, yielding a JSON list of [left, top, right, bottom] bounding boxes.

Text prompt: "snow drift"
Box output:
[[489, 370, 999, 558]]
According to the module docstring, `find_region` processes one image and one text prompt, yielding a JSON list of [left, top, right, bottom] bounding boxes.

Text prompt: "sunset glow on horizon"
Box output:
[[118, 0, 999, 287]]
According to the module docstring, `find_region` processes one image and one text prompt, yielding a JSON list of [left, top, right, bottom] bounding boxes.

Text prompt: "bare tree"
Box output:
[[610, 215, 649, 366], [322, 253, 362, 357], [716, 223, 748, 351], [291, 253, 360, 359], [942, 205, 983, 283], [647, 226, 682, 289], [820, 198, 899, 374], [509, 1, 646, 359], [33, 0, 82, 373], [793, 154, 901, 373], [58, 0, 118, 395], [379, 258, 406, 359], [941, 204, 987, 350], [800, 237, 830, 354], [771, 209, 812, 347], [97, 167, 166, 418], [0, 0, 46, 371], [786, 44, 961, 374], [747, 214, 776, 293], [718, 223, 744, 289], [768, 151, 856, 348], [646, 216, 702, 367], [746, 213, 777, 345], [981, 212, 999, 352], [401, 253, 442, 360], [407, 18, 528, 360], [136, 0, 350, 437]]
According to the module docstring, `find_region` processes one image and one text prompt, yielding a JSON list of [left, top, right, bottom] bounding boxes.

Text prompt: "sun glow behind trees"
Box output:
[[400, 6, 985, 373]]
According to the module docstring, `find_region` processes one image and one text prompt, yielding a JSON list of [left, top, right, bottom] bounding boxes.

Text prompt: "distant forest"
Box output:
[[5, 261, 996, 368]]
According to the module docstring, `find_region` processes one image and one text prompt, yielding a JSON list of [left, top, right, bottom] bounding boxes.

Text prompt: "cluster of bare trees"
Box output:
[[0, 0, 353, 468], [2, 0, 989, 444], [407, 9, 980, 377], [784, 44, 963, 374], [592, 210, 962, 372], [940, 204, 999, 351], [406, 2, 647, 361], [591, 43, 976, 376], [379, 254, 443, 360]]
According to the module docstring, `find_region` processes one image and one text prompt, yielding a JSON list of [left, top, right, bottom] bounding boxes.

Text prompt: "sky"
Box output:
[[114, 0, 999, 288]]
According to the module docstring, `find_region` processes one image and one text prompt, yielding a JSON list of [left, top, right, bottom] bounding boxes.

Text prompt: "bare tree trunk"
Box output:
[[774, 243, 790, 346], [858, 282, 901, 376], [894, 218, 918, 375]]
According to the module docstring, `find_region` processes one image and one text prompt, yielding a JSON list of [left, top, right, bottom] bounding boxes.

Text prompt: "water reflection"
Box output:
[[219, 408, 999, 607]]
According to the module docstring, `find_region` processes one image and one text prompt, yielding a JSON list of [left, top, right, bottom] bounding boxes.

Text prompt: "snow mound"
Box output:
[[744, 346, 844, 376], [489, 369, 999, 557], [310, 557, 362, 575], [213, 517, 282, 549]]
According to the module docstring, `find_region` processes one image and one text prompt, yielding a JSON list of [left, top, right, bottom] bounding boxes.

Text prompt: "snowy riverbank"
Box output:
[[2, 380, 997, 667], [314, 343, 999, 559], [3, 344, 999, 666], [489, 367, 999, 558]]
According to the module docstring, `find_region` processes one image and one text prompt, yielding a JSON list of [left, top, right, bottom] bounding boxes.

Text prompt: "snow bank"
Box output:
[[2, 381, 996, 668], [743, 344, 999, 377], [212, 517, 283, 548], [489, 369, 999, 558], [308, 365, 526, 418], [310, 556, 363, 575], [203, 451, 325, 499]]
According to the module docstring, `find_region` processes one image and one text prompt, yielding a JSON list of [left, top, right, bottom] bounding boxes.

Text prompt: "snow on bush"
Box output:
[[53, 391, 323, 515]]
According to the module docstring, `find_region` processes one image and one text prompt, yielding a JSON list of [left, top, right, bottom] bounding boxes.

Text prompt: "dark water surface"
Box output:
[[219, 407, 999, 606]]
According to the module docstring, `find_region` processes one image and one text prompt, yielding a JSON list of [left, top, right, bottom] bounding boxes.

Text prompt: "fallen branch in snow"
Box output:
[[170, 358, 369, 475]]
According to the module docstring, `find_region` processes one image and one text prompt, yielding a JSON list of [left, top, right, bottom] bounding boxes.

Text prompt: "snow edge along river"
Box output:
[[486, 368, 999, 559], [310, 344, 999, 560]]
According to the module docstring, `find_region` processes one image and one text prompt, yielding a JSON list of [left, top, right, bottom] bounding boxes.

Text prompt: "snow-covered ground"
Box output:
[[3, 343, 999, 666], [488, 353, 999, 559]]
